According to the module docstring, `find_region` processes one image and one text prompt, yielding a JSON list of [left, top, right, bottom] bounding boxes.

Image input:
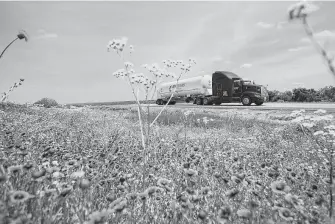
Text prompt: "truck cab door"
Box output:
[[233, 80, 242, 97], [216, 83, 223, 97]]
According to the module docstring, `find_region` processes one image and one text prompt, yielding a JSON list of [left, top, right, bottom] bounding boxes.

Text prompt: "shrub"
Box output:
[[34, 98, 58, 108]]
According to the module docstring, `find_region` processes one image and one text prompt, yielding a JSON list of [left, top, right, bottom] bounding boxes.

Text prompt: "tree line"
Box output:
[[267, 86, 335, 102]]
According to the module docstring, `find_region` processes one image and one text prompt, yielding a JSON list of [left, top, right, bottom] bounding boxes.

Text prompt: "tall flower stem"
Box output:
[[0, 37, 19, 59], [301, 16, 335, 79]]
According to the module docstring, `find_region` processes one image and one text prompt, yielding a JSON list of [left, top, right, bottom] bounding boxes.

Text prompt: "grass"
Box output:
[[0, 102, 334, 224]]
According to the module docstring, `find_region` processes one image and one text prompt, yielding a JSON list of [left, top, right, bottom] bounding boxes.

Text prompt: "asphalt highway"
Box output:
[[147, 102, 335, 112]]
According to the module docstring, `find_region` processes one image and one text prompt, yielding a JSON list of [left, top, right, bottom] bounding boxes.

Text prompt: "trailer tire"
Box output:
[[203, 98, 209, 105], [241, 96, 252, 106], [185, 97, 192, 103], [255, 101, 263, 106], [196, 98, 203, 105]]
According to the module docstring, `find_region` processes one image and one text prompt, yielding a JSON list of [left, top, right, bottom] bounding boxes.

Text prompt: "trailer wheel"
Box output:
[[255, 101, 263, 106], [203, 98, 209, 105], [196, 98, 203, 105], [185, 97, 192, 103], [241, 96, 252, 106]]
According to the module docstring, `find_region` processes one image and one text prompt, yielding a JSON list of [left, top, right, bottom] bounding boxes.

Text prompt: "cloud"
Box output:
[[276, 21, 288, 29], [240, 63, 252, 68], [301, 30, 335, 43], [256, 22, 275, 29], [35, 29, 58, 39], [211, 56, 223, 62], [288, 46, 309, 52], [292, 82, 305, 88]]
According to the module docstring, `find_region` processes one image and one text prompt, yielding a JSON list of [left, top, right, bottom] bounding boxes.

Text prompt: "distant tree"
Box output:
[[34, 98, 58, 108], [280, 90, 293, 102]]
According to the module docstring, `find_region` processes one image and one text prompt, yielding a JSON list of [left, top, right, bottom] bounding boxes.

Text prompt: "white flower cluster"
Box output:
[[184, 110, 195, 118], [1, 78, 25, 102], [107, 37, 128, 53], [197, 116, 214, 125], [291, 109, 335, 141], [113, 69, 128, 78], [130, 73, 156, 88], [142, 63, 175, 79], [288, 1, 319, 20]]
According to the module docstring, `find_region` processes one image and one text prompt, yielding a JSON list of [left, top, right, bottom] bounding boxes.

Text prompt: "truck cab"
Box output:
[[211, 71, 267, 106]]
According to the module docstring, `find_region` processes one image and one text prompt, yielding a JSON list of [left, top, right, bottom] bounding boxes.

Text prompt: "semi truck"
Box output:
[[155, 71, 268, 106]]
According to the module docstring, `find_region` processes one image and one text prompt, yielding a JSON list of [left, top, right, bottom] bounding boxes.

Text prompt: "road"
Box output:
[[147, 102, 335, 112]]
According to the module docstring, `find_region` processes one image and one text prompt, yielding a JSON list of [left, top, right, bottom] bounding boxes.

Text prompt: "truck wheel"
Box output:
[[196, 98, 203, 105], [241, 96, 252, 106], [169, 101, 176, 105], [255, 101, 263, 106], [203, 98, 209, 105]]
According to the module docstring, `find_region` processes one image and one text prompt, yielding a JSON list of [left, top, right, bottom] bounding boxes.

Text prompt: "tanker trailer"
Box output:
[[156, 74, 212, 105], [156, 71, 268, 106]]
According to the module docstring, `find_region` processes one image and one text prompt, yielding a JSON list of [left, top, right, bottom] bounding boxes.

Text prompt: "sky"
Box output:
[[1, 1, 335, 104]]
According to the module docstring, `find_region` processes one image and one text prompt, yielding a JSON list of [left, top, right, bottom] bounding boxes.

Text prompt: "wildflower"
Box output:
[[284, 193, 304, 210], [185, 169, 198, 177], [124, 61, 134, 68], [248, 200, 259, 209], [79, 178, 90, 190], [270, 180, 291, 194], [157, 178, 171, 187], [32, 169, 46, 179], [226, 189, 239, 198], [129, 45, 134, 53], [198, 210, 208, 220], [70, 170, 85, 178], [51, 161, 59, 166], [278, 207, 294, 221], [302, 122, 314, 128], [288, 1, 319, 20], [113, 199, 127, 213], [59, 184, 72, 197], [314, 130, 325, 136], [311, 184, 318, 191], [17, 30, 29, 42], [138, 191, 148, 201], [9, 190, 34, 204], [200, 186, 211, 196], [237, 208, 252, 219], [231, 175, 242, 184], [126, 192, 137, 200], [314, 109, 327, 114], [66, 160, 78, 167], [106, 193, 117, 202], [8, 165, 23, 174], [86, 208, 113, 224], [217, 205, 232, 223], [52, 171, 64, 179]]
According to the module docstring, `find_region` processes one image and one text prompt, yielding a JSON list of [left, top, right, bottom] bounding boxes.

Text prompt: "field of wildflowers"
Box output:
[[1, 1, 335, 224], [1, 102, 335, 224]]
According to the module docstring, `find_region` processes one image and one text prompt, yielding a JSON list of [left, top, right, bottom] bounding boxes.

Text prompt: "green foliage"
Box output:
[[268, 86, 335, 102], [34, 97, 58, 108]]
